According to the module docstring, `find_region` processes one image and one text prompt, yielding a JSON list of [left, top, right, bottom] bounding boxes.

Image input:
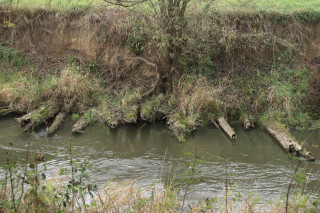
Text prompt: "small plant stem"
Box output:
[[0, 170, 8, 212], [20, 140, 30, 200], [225, 159, 228, 213], [7, 153, 17, 213], [70, 140, 75, 213], [35, 150, 39, 213], [286, 160, 301, 213], [181, 142, 198, 213]]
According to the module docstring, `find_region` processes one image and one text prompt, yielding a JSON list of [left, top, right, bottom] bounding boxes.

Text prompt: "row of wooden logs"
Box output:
[[3, 102, 88, 136], [212, 117, 315, 161], [2, 102, 315, 161]]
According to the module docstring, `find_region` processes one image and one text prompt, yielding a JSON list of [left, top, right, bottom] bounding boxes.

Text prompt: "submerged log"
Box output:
[[243, 117, 254, 130], [47, 112, 67, 135], [264, 121, 315, 161], [15, 102, 61, 132], [217, 117, 237, 139], [72, 117, 88, 134]]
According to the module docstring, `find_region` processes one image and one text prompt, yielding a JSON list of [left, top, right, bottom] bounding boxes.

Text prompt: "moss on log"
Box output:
[[123, 105, 139, 123], [0, 108, 14, 116], [15, 102, 61, 132], [167, 114, 197, 142], [47, 112, 66, 135], [72, 116, 88, 134], [217, 117, 237, 139], [263, 121, 315, 161], [140, 94, 166, 122]]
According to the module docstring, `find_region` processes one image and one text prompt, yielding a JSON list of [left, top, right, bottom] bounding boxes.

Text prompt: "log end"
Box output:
[[299, 149, 315, 161]]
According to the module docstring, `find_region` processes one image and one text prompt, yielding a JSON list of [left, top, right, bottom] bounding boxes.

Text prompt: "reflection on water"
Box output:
[[0, 116, 320, 202]]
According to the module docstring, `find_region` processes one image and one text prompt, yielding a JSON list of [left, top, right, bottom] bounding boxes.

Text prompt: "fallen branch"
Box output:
[[217, 117, 237, 139], [47, 112, 67, 135], [263, 121, 315, 161]]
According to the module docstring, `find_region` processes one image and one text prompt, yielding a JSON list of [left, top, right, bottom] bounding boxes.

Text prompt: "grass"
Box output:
[[0, 0, 319, 11], [213, 0, 320, 12]]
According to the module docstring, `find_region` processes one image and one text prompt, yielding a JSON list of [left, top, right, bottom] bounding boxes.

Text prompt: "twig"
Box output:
[[70, 140, 75, 213], [286, 160, 301, 213], [225, 158, 228, 213], [181, 141, 198, 212], [20, 140, 30, 200], [7, 152, 17, 213]]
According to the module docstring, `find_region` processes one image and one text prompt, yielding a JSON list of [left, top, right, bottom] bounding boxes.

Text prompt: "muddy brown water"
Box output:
[[1, 115, 320, 202]]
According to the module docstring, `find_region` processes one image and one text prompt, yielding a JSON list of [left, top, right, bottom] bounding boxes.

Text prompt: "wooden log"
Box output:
[[264, 121, 315, 161], [15, 102, 61, 132], [47, 112, 67, 135], [0, 108, 14, 116], [243, 117, 254, 130], [72, 116, 88, 134], [211, 119, 221, 130], [217, 117, 237, 139]]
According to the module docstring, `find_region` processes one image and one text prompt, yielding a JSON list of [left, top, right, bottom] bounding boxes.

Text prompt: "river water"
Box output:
[[0, 115, 320, 202]]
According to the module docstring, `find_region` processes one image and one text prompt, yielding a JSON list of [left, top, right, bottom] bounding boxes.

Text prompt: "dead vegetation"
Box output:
[[0, 7, 319, 149]]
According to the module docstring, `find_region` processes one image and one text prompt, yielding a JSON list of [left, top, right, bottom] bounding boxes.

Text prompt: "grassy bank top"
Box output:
[[0, 0, 319, 12]]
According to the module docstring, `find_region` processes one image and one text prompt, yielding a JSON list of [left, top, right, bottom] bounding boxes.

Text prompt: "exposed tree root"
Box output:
[[15, 102, 61, 133], [47, 112, 67, 135], [217, 117, 237, 139], [72, 116, 88, 134], [263, 121, 315, 161], [120, 57, 159, 98]]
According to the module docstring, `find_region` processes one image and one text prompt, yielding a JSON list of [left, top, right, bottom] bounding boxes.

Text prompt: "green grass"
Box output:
[[213, 0, 320, 12], [0, 0, 319, 11]]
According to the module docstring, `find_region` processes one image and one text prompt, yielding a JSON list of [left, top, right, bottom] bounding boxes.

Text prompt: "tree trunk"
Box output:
[[47, 112, 66, 135], [217, 117, 237, 139], [15, 102, 61, 132], [263, 121, 315, 161], [72, 116, 88, 134]]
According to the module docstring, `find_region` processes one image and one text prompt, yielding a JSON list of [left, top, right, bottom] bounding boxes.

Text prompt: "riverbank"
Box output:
[[1, 7, 320, 142]]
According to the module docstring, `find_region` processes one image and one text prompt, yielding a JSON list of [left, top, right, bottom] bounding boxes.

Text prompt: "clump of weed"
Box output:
[[55, 67, 101, 112], [0, 43, 25, 66], [140, 93, 168, 122]]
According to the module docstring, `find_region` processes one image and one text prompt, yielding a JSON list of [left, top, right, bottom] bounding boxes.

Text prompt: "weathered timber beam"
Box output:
[[264, 121, 315, 161], [72, 116, 88, 134], [217, 117, 237, 139], [47, 112, 67, 135]]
